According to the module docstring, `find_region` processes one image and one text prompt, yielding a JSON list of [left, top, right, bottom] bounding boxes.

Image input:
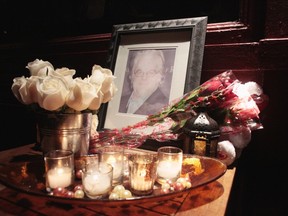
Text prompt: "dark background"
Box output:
[[0, 0, 239, 43]]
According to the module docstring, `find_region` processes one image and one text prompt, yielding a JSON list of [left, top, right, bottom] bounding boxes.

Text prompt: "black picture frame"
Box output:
[[99, 16, 207, 130]]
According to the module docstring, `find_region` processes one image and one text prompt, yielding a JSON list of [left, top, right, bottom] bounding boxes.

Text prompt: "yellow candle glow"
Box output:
[[130, 169, 154, 191], [129, 154, 158, 196]]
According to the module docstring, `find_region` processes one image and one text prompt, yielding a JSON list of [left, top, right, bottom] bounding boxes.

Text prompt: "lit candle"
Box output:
[[82, 171, 112, 198], [106, 155, 122, 179], [97, 146, 124, 186], [47, 167, 72, 188], [130, 169, 154, 191], [129, 154, 157, 196], [157, 160, 182, 179]]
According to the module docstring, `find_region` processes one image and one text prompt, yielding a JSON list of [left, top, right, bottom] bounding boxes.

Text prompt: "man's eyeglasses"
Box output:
[[133, 69, 160, 77]]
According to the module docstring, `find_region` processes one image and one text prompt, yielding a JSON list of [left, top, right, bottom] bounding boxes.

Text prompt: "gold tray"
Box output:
[[0, 153, 226, 205]]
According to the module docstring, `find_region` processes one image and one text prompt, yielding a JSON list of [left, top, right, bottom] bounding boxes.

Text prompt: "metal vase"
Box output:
[[36, 112, 92, 156]]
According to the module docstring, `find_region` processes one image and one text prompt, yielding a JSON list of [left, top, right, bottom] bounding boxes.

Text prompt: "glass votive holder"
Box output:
[[128, 153, 158, 196], [156, 146, 183, 185], [74, 154, 99, 179], [96, 145, 124, 186], [44, 149, 74, 192], [82, 162, 113, 199]]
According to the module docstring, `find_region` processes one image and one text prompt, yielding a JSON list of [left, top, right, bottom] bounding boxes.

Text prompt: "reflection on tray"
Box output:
[[0, 154, 226, 205]]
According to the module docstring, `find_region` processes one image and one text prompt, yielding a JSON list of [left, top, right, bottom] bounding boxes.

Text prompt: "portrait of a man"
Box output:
[[119, 48, 176, 115]]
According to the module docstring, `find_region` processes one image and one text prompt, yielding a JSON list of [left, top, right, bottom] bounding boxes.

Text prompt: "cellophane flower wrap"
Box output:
[[91, 70, 268, 165]]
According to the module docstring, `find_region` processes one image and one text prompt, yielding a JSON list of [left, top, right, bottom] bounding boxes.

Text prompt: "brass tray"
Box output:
[[0, 154, 226, 205]]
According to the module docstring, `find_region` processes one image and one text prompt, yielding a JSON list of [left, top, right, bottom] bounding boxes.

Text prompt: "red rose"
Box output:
[[200, 80, 223, 96]]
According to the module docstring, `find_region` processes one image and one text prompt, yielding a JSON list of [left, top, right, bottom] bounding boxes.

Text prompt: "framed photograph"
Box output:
[[100, 16, 207, 130]]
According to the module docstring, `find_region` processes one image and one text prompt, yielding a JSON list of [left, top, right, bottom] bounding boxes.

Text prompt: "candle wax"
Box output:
[[47, 167, 72, 188], [157, 160, 181, 179], [82, 171, 111, 195]]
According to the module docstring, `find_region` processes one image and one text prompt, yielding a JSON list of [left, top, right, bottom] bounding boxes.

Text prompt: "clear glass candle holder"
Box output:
[[82, 162, 113, 199], [128, 153, 158, 196], [156, 146, 183, 185], [44, 149, 74, 192], [96, 145, 124, 186]]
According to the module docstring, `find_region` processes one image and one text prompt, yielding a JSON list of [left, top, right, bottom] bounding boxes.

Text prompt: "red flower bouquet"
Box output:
[[90, 70, 268, 165], [147, 70, 263, 130]]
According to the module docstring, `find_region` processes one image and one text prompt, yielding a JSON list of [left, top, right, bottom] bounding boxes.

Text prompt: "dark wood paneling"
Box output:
[[265, 0, 288, 38]]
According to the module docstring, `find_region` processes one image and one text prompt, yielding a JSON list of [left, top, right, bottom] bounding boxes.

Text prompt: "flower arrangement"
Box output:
[[146, 70, 265, 131], [11, 59, 118, 133], [90, 70, 268, 165]]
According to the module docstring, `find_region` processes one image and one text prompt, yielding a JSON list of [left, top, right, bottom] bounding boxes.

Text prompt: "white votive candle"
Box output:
[[157, 160, 182, 179], [106, 155, 122, 179], [129, 154, 157, 196], [82, 171, 111, 197], [47, 167, 72, 188], [130, 169, 153, 191]]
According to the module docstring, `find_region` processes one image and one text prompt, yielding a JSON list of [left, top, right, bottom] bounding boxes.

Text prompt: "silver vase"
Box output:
[[36, 112, 92, 157]]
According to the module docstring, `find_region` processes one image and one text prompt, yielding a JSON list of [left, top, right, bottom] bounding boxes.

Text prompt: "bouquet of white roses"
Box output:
[[11, 59, 118, 135], [11, 59, 118, 114]]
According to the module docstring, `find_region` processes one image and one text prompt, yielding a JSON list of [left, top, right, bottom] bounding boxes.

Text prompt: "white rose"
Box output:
[[101, 74, 116, 94], [36, 76, 69, 111], [88, 91, 104, 110], [90, 65, 106, 84], [91, 65, 116, 93], [102, 82, 118, 103], [11, 76, 32, 104], [26, 76, 42, 103], [26, 59, 54, 77], [90, 64, 117, 104], [51, 67, 76, 88], [66, 77, 98, 111]]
